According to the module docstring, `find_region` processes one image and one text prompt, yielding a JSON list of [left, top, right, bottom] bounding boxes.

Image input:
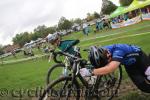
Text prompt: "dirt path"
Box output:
[[113, 80, 150, 100]]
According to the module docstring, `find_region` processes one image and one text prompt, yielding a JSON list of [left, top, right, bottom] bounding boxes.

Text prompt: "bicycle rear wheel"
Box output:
[[40, 76, 80, 100]]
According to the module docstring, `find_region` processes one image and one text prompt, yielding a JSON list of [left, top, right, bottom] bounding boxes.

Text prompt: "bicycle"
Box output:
[[46, 46, 81, 85], [39, 50, 122, 100]]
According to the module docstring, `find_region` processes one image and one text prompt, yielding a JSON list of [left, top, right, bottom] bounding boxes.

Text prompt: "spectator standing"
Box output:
[[82, 23, 89, 36]]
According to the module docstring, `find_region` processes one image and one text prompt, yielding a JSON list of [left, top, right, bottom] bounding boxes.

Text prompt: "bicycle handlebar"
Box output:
[[55, 51, 79, 60], [49, 50, 62, 63], [49, 47, 89, 64]]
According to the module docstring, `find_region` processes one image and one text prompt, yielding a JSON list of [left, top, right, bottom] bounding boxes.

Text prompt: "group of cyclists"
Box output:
[[45, 31, 150, 97]]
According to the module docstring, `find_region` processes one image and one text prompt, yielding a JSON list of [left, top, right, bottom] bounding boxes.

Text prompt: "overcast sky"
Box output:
[[0, 0, 119, 45]]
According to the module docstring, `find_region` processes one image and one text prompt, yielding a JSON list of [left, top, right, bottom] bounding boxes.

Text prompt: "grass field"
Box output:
[[0, 21, 150, 100], [1, 48, 45, 61]]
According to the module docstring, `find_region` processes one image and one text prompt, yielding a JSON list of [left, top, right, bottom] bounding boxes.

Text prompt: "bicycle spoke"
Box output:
[[95, 67, 122, 100]]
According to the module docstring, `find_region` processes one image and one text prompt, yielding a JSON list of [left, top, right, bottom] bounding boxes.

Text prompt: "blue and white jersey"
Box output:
[[103, 44, 141, 66]]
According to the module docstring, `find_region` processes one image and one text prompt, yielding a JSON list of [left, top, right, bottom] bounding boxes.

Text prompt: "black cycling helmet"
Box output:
[[89, 46, 108, 68]]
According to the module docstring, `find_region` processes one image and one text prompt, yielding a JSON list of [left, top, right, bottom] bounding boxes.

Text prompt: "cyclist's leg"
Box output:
[[124, 52, 150, 93], [125, 65, 150, 93], [141, 52, 150, 78]]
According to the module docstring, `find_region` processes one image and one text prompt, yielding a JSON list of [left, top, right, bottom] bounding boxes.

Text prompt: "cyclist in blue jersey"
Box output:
[[46, 32, 79, 55], [80, 44, 150, 93]]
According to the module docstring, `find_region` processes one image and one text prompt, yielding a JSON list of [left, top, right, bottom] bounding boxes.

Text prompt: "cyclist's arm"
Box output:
[[93, 61, 120, 75]]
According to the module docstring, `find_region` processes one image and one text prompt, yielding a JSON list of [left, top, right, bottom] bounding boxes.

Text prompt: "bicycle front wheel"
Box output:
[[40, 76, 80, 100], [46, 63, 66, 85]]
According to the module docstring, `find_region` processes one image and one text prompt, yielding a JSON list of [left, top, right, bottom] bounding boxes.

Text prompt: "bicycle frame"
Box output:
[[71, 59, 88, 86], [41, 49, 122, 100], [69, 58, 122, 98], [64, 56, 70, 67]]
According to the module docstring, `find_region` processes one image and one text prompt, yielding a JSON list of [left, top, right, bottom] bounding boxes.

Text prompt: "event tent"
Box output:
[[110, 0, 150, 18]]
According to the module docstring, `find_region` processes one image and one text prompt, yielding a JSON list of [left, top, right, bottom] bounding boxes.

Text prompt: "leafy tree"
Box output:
[[119, 0, 133, 6], [34, 25, 47, 38], [13, 32, 31, 47], [94, 12, 100, 19], [86, 13, 95, 21], [0, 45, 4, 55], [58, 17, 73, 30], [101, 0, 117, 15], [12, 25, 58, 47], [34, 25, 57, 38], [13, 34, 23, 46], [34, 25, 47, 33], [73, 18, 82, 24], [45, 26, 57, 35], [32, 32, 41, 40]]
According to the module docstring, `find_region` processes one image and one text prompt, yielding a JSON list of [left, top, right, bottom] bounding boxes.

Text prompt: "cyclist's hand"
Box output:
[[80, 68, 92, 77]]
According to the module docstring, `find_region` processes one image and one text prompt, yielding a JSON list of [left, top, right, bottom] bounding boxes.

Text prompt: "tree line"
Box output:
[[101, 0, 135, 15], [12, 12, 100, 47], [0, 0, 137, 55], [10, 0, 136, 47]]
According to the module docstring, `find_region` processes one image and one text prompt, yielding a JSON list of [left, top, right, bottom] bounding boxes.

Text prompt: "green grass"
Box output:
[[0, 21, 150, 99], [80, 32, 150, 52], [0, 58, 50, 90], [2, 21, 150, 61], [63, 21, 150, 40]]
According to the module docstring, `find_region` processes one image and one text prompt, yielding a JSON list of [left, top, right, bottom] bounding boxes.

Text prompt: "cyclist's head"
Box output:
[[46, 33, 60, 45], [89, 46, 111, 68]]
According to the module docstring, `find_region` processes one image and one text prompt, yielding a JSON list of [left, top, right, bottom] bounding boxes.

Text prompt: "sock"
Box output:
[[145, 66, 150, 76]]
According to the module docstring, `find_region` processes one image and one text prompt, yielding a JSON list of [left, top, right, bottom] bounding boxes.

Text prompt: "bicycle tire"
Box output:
[[46, 63, 66, 85], [40, 76, 80, 100], [53, 52, 63, 63], [108, 66, 122, 100], [98, 66, 122, 100]]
